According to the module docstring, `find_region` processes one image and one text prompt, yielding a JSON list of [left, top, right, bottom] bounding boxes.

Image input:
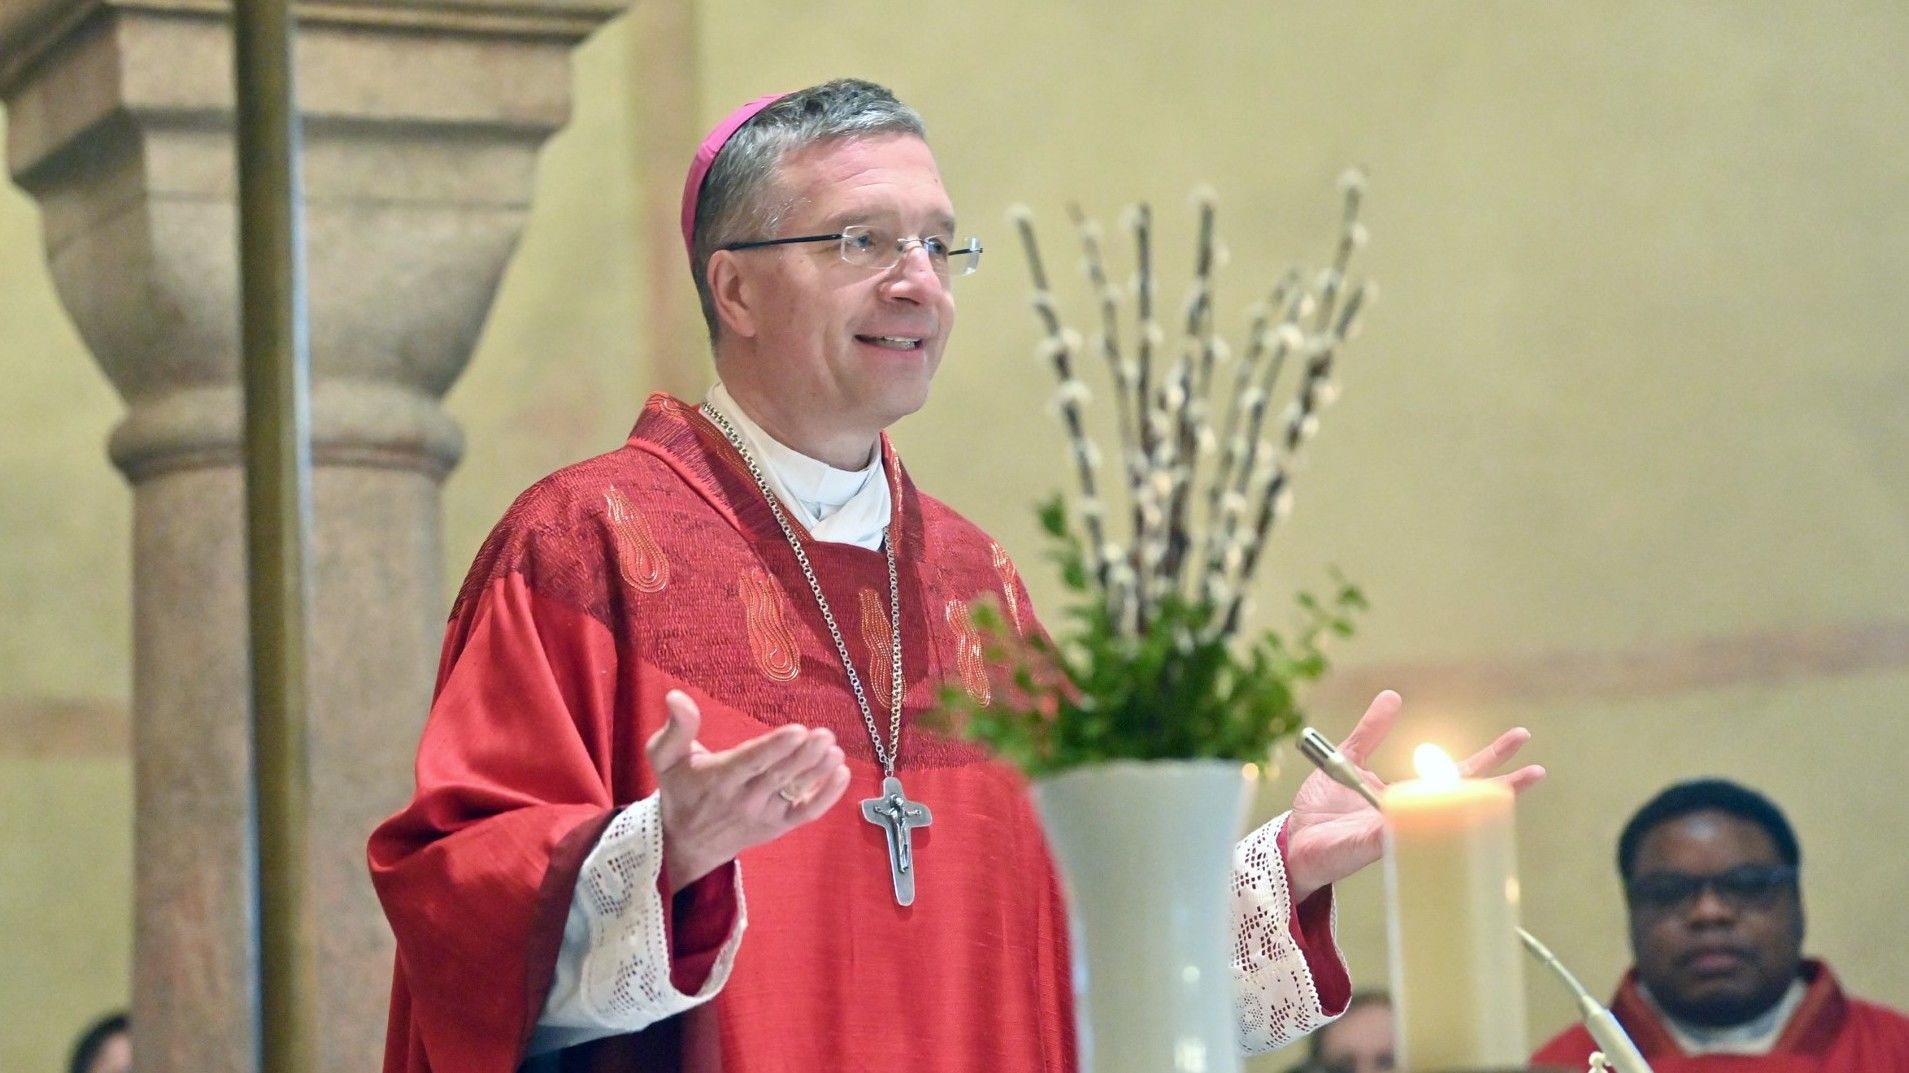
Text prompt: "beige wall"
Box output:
[[3, 3, 1905, 1070], [0, 89, 136, 1073]]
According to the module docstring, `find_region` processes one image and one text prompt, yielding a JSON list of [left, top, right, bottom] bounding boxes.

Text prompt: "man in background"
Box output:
[[1287, 990, 1393, 1073], [1533, 779, 1909, 1071], [68, 1012, 129, 1073]]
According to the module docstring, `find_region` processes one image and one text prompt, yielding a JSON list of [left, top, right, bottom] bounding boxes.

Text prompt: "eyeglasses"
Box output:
[[1626, 865, 1797, 915], [721, 224, 983, 279]]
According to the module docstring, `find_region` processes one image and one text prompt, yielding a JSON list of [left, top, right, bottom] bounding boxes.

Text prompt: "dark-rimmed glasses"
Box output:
[[722, 224, 983, 279], [1625, 865, 1797, 915]]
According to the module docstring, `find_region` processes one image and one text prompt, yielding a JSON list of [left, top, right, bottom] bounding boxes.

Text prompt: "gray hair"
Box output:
[[690, 78, 928, 343]]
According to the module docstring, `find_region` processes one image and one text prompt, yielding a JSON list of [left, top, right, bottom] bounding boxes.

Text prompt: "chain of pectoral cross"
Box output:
[[700, 404, 933, 906]]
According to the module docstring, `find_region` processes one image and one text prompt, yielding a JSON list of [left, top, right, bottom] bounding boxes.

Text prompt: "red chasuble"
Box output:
[[371, 395, 1076, 1073], [1531, 961, 1909, 1073]]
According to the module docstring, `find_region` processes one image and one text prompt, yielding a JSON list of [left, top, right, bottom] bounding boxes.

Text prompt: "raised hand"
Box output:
[[1283, 690, 1545, 903], [646, 688, 852, 893]]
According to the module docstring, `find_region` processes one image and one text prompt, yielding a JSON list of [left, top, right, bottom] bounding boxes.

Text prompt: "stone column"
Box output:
[[0, 2, 627, 1070]]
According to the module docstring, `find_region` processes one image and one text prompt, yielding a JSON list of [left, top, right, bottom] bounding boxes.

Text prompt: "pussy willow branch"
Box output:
[[1127, 204, 1168, 630], [1068, 203, 1137, 472], [1312, 171, 1367, 337], [1204, 284, 1308, 590], [1209, 173, 1367, 627], [1219, 282, 1367, 637], [1130, 204, 1157, 466], [1070, 203, 1143, 630], [1013, 208, 1111, 596], [1208, 271, 1298, 530], [1204, 277, 1306, 594], [1159, 194, 1219, 598]]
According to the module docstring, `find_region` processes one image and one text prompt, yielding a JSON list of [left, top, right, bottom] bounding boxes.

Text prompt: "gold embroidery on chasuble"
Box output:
[[988, 541, 1025, 636], [738, 566, 801, 683], [945, 598, 992, 705], [857, 587, 896, 705], [603, 487, 669, 594]]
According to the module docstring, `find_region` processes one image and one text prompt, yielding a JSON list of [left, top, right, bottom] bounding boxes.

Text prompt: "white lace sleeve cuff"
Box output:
[[1230, 812, 1348, 1053], [529, 794, 747, 1055]]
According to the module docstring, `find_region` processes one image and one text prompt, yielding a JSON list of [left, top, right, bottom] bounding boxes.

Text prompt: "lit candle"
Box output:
[[1383, 744, 1527, 1072]]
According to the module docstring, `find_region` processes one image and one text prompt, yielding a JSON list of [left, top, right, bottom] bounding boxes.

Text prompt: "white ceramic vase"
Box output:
[[1034, 759, 1255, 1073]]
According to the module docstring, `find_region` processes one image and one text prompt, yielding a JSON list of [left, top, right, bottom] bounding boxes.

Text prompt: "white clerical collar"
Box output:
[[703, 382, 891, 551], [1640, 976, 1807, 1056]]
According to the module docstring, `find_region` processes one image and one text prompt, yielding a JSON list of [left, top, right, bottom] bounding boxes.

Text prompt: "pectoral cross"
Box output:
[[860, 775, 932, 906]]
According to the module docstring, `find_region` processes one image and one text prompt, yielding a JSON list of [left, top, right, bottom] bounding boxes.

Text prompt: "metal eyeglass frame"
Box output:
[[721, 224, 983, 278]]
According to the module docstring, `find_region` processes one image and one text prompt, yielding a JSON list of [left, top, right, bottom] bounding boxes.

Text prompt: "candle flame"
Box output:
[[1412, 743, 1461, 786]]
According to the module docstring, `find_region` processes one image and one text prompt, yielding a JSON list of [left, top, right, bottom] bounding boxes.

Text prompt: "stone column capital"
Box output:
[[1, 0, 628, 97], [3, 0, 629, 479]]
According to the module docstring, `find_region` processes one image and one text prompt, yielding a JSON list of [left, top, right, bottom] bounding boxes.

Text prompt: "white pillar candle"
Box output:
[[1382, 744, 1527, 1072]]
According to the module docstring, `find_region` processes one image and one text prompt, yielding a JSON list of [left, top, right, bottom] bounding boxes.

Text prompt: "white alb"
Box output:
[[529, 795, 746, 1056]]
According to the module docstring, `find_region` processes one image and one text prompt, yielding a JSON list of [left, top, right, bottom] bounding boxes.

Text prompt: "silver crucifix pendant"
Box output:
[[860, 775, 931, 906]]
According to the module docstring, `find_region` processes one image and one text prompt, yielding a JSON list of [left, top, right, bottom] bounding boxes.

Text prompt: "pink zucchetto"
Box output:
[[680, 91, 791, 267]]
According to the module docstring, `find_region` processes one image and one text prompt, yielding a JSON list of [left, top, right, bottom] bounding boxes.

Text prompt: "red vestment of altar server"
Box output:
[[370, 395, 1343, 1073], [1532, 960, 1909, 1073]]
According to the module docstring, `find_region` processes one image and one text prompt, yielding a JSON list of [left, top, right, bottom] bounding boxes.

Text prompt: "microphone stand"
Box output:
[[1515, 927, 1654, 1073]]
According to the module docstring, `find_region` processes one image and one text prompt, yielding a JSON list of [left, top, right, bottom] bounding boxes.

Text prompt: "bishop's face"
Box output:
[[714, 134, 956, 461], [1626, 810, 1804, 1028]]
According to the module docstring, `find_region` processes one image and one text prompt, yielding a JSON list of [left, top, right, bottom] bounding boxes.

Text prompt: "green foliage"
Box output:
[[940, 495, 1366, 777]]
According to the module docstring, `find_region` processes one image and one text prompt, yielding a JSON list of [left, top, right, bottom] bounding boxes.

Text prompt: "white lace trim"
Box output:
[[1231, 812, 1346, 1054], [531, 794, 747, 1054]]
